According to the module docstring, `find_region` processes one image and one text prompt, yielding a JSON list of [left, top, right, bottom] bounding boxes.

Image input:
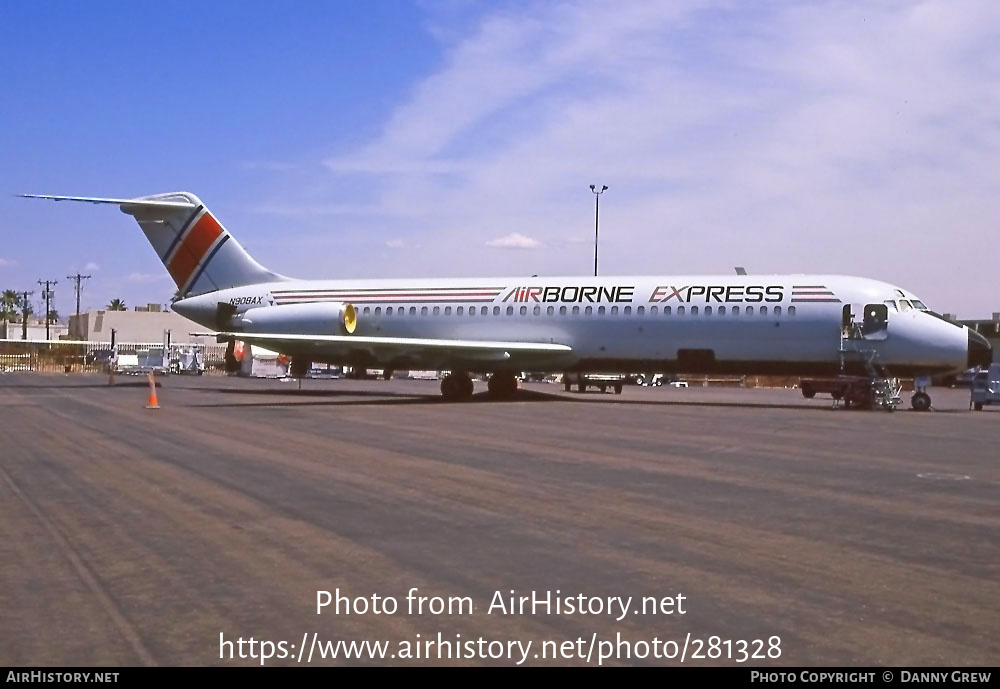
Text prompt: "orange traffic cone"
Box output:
[[146, 372, 160, 409]]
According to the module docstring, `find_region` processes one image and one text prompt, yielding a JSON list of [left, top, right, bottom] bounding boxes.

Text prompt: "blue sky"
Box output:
[[1, 0, 998, 317]]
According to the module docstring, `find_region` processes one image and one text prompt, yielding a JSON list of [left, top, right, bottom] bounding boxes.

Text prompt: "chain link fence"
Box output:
[[0, 339, 229, 374]]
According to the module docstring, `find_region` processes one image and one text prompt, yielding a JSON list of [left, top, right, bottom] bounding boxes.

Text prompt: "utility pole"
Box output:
[[66, 273, 91, 338], [20, 290, 33, 341], [589, 184, 608, 276], [37, 279, 57, 341]]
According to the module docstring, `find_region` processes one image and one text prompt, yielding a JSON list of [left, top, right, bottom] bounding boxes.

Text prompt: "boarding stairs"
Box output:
[[837, 324, 902, 411]]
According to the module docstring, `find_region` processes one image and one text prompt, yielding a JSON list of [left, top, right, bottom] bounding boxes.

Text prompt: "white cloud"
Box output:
[[0, 257, 15, 268], [124, 272, 170, 284], [384, 238, 422, 250], [486, 232, 543, 249], [259, 0, 1000, 314], [84, 262, 100, 271]]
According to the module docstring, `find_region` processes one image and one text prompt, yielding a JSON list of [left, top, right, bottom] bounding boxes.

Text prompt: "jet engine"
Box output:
[[232, 302, 358, 336]]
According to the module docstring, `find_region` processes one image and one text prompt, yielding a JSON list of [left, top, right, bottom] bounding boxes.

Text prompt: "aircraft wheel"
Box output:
[[911, 392, 931, 412], [441, 372, 474, 401], [801, 383, 815, 399], [487, 373, 518, 400], [614, 384, 623, 395], [974, 402, 983, 411], [578, 381, 586, 393], [564, 380, 571, 392]]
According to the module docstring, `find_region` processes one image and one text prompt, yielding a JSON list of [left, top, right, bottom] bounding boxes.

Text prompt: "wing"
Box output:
[[201, 331, 572, 364]]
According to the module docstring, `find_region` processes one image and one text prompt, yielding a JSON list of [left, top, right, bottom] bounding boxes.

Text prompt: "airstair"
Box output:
[[838, 322, 902, 411]]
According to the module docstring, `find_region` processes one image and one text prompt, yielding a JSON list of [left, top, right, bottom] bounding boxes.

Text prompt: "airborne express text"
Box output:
[[649, 285, 784, 303], [503, 285, 785, 304]]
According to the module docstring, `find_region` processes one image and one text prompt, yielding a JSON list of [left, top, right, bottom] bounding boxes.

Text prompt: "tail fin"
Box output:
[[21, 192, 287, 297]]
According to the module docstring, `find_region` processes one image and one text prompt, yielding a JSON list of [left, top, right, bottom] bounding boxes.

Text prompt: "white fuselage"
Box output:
[[174, 273, 977, 377]]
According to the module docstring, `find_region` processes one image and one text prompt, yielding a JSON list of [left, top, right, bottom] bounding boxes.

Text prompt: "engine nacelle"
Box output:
[[233, 302, 357, 336]]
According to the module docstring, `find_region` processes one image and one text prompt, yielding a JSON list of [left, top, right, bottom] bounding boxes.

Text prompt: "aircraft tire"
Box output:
[[911, 392, 931, 412], [487, 373, 518, 400]]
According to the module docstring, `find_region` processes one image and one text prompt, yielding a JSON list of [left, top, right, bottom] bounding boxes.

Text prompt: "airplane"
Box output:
[[22, 192, 992, 409]]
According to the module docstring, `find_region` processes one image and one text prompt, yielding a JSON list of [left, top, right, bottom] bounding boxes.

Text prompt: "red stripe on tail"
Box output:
[[167, 213, 223, 288]]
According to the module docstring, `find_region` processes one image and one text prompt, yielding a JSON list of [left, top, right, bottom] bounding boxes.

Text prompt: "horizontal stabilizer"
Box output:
[[19, 194, 196, 209]]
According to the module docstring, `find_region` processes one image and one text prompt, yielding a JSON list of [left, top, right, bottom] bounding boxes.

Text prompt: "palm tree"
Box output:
[[107, 298, 127, 311], [46, 309, 59, 324], [1, 290, 19, 323]]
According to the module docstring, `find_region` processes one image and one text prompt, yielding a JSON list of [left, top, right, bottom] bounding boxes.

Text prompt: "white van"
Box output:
[[970, 364, 1000, 411]]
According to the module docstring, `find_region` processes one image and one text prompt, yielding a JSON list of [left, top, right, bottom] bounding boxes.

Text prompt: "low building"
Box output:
[[0, 318, 69, 341], [68, 304, 214, 345]]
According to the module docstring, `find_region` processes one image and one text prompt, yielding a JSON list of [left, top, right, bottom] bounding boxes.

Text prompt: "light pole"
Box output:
[[590, 184, 608, 276]]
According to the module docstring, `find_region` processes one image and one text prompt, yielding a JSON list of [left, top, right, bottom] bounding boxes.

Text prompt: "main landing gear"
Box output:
[[440, 372, 474, 401], [440, 372, 520, 401], [487, 372, 519, 400]]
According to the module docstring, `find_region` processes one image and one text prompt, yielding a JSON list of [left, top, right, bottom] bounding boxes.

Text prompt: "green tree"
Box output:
[[107, 298, 127, 311], [1, 290, 18, 323]]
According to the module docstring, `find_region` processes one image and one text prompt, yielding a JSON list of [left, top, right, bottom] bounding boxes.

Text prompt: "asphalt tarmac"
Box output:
[[1, 373, 997, 666]]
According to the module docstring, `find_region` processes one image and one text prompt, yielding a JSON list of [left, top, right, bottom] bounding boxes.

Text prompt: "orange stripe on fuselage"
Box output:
[[167, 212, 223, 288]]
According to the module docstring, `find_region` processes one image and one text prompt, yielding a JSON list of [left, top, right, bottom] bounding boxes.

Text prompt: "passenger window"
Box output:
[[664, 306, 671, 316], [637, 306, 644, 316], [469, 307, 475, 317], [788, 306, 796, 316], [481, 306, 488, 315], [494, 306, 500, 316], [611, 306, 619, 315], [533, 305, 540, 316], [678, 306, 685, 316], [774, 305, 781, 317], [650, 305, 658, 315], [421, 306, 428, 315], [410, 307, 416, 316], [547, 306, 554, 316], [433, 306, 440, 316], [745, 305, 753, 315], [705, 306, 712, 316], [506, 306, 513, 316], [559, 306, 567, 316], [585, 306, 593, 315], [457, 306, 463, 315], [718, 306, 725, 316], [519, 306, 527, 316], [364, 307, 371, 315], [444, 306, 451, 315], [624, 306, 631, 315], [760, 306, 767, 316], [572, 306, 580, 315], [375, 307, 382, 316], [598, 306, 606, 315], [691, 306, 698, 316]]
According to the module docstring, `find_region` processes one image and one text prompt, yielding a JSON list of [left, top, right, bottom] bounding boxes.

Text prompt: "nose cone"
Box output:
[[968, 329, 992, 369]]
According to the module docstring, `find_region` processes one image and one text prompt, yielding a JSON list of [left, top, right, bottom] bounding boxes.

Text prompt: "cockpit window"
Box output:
[[883, 300, 898, 312], [911, 300, 927, 310], [898, 300, 912, 312]]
